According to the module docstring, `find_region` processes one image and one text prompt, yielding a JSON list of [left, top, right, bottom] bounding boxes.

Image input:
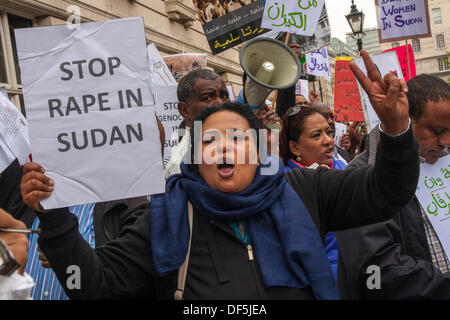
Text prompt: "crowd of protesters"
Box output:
[[1, 46, 449, 300]]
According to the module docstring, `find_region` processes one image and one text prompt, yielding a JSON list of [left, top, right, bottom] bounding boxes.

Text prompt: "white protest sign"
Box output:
[[376, 0, 431, 43], [306, 46, 330, 80], [354, 51, 403, 130], [416, 155, 450, 258], [0, 136, 16, 174], [0, 92, 30, 165], [147, 43, 177, 87], [300, 79, 309, 98], [334, 122, 347, 147], [153, 86, 183, 167], [261, 0, 325, 36], [0, 87, 6, 97], [15, 17, 165, 209]]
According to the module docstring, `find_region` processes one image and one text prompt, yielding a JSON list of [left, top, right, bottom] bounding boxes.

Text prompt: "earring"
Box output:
[[296, 155, 301, 162]]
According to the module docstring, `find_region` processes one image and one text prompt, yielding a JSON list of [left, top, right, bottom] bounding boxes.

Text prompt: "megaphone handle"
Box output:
[[241, 72, 248, 104]]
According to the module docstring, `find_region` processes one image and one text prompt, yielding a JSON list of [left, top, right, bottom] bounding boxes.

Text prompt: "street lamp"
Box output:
[[346, 0, 365, 52]]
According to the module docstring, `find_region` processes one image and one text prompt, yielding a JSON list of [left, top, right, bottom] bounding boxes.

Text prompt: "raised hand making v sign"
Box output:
[[349, 50, 410, 136]]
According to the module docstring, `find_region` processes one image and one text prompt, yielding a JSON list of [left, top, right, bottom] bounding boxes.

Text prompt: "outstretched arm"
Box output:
[[21, 162, 157, 299]]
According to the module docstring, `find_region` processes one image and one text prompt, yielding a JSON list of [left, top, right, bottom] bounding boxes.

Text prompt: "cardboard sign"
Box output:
[[153, 86, 183, 167], [0, 91, 30, 171], [15, 17, 165, 209], [261, 0, 325, 36], [305, 46, 330, 80], [416, 155, 450, 258], [333, 58, 364, 122], [353, 51, 404, 130], [195, 0, 269, 54], [375, 0, 431, 43], [382, 44, 416, 82], [147, 43, 177, 87]]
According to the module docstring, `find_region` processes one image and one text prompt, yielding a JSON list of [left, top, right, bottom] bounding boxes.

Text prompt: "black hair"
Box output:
[[177, 69, 221, 103], [407, 74, 450, 120], [279, 107, 325, 165], [188, 102, 262, 171]]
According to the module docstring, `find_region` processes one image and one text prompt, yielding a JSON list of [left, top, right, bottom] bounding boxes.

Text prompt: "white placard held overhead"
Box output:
[[147, 43, 177, 87], [416, 155, 450, 258], [261, 0, 325, 36], [306, 46, 330, 80], [0, 92, 30, 166], [354, 51, 403, 130], [15, 17, 165, 209], [376, 0, 431, 43], [153, 86, 183, 167]]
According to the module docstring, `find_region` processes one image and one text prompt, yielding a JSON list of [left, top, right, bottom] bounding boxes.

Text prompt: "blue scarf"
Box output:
[[150, 156, 339, 299]]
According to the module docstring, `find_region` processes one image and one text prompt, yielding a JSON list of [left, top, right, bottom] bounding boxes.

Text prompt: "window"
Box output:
[[0, 11, 32, 113], [412, 39, 421, 52], [432, 8, 442, 24], [436, 34, 445, 48], [438, 56, 449, 71]]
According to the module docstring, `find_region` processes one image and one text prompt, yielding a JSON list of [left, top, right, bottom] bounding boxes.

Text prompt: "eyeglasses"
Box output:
[[287, 105, 308, 117]]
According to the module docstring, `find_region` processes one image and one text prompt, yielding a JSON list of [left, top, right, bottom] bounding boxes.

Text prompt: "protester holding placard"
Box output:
[[337, 74, 450, 299], [19, 51, 420, 299]]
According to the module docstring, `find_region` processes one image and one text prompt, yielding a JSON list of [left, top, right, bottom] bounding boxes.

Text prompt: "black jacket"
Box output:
[[336, 127, 450, 299], [36, 127, 419, 299], [0, 159, 34, 222]]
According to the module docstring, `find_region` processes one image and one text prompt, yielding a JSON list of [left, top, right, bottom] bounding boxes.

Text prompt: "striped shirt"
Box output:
[[25, 203, 96, 300], [420, 205, 450, 273]]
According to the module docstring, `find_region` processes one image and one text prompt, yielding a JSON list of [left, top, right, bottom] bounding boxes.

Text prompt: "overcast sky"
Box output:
[[325, 0, 378, 42]]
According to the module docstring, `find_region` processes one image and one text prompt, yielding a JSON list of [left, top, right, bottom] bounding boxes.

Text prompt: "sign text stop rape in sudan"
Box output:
[[15, 17, 165, 209]]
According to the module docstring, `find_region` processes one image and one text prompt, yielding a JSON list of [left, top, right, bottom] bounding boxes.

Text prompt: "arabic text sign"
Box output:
[[382, 44, 416, 82], [416, 155, 450, 258], [333, 58, 364, 122], [153, 86, 183, 167], [16, 17, 165, 209], [305, 46, 330, 80], [261, 0, 324, 36], [376, 0, 431, 43], [199, 0, 268, 55], [147, 44, 177, 87], [354, 51, 403, 130]]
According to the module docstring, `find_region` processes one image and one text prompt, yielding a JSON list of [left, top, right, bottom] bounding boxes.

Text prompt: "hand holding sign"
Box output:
[[349, 50, 409, 136], [20, 162, 53, 213]]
